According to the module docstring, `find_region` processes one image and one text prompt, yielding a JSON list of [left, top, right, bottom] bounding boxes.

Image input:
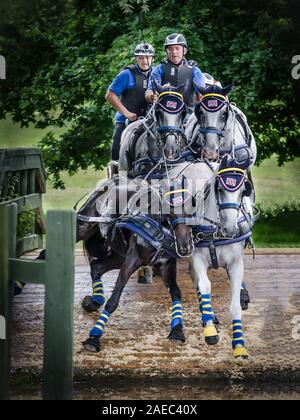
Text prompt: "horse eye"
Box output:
[[222, 111, 228, 119]]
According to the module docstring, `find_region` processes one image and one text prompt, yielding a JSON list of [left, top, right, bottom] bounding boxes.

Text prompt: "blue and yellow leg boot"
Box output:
[[197, 288, 220, 326], [168, 300, 186, 343], [82, 275, 105, 313], [83, 309, 111, 353], [232, 319, 249, 359], [201, 294, 219, 345]]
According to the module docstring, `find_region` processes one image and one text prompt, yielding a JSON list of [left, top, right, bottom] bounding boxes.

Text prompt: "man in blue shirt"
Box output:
[[105, 43, 155, 174], [146, 33, 205, 111]]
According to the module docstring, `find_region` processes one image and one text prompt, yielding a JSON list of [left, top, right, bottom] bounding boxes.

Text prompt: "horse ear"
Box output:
[[152, 78, 164, 94], [235, 155, 251, 171], [219, 154, 231, 170], [222, 83, 235, 96]]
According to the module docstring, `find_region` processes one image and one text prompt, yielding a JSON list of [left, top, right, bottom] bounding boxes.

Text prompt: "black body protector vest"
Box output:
[[161, 59, 196, 108], [120, 65, 150, 118]]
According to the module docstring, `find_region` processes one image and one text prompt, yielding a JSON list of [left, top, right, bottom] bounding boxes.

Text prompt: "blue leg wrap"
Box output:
[[232, 319, 245, 349], [91, 275, 105, 306], [170, 300, 184, 329], [201, 294, 215, 324], [89, 310, 111, 338]]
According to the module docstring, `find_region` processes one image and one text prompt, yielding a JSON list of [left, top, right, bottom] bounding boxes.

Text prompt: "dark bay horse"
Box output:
[[80, 171, 196, 352]]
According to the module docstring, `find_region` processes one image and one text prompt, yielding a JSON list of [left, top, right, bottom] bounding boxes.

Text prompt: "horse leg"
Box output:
[[227, 257, 249, 359], [161, 258, 186, 343], [83, 235, 144, 352], [191, 251, 219, 345], [82, 255, 122, 313]]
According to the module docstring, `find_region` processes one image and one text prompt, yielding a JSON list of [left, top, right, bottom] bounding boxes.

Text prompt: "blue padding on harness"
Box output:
[[218, 202, 241, 210], [116, 215, 179, 259], [199, 127, 224, 136], [157, 126, 183, 133]]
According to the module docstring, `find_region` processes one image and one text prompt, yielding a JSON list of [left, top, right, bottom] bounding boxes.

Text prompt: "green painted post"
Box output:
[[43, 210, 76, 400], [0, 204, 17, 400]]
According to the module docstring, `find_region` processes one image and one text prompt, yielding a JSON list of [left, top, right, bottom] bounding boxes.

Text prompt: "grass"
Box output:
[[253, 213, 300, 248], [1, 116, 300, 246], [252, 158, 300, 205]]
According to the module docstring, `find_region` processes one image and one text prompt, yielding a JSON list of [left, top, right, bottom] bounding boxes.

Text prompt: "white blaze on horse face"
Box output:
[[218, 188, 242, 238], [201, 108, 225, 158], [158, 111, 183, 160]]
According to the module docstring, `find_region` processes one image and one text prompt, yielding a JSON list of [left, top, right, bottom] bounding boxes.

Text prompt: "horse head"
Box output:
[[193, 83, 235, 160], [216, 154, 252, 237], [153, 79, 187, 161], [162, 175, 195, 258]]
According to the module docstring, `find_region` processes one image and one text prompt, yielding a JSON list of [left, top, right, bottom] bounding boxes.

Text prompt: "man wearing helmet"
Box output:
[[145, 33, 205, 110], [106, 43, 155, 174]]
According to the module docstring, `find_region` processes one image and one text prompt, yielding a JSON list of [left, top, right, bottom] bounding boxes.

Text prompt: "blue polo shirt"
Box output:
[[108, 64, 153, 123], [147, 59, 205, 95]]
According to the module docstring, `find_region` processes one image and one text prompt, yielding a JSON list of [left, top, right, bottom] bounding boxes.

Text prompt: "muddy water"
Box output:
[[11, 381, 300, 400], [10, 252, 300, 400]]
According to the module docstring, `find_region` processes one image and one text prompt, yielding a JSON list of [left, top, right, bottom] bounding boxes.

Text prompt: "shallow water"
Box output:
[[12, 380, 300, 400]]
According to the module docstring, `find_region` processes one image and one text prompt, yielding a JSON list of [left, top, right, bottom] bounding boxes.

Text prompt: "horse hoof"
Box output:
[[82, 296, 101, 313], [233, 346, 249, 359], [205, 335, 219, 346], [168, 324, 186, 343], [240, 289, 250, 311], [204, 325, 219, 346], [82, 336, 100, 353]]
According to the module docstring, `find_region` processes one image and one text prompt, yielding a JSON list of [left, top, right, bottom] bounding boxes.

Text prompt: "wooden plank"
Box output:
[[0, 206, 10, 400], [43, 211, 76, 400], [0, 204, 17, 400], [0, 194, 42, 212], [20, 170, 28, 196], [16, 235, 40, 256], [28, 169, 36, 194], [0, 149, 47, 195], [9, 259, 46, 285]]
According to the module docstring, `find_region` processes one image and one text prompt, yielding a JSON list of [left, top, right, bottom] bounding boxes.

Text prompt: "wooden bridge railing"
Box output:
[[0, 148, 76, 400], [0, 148, 46, 256]]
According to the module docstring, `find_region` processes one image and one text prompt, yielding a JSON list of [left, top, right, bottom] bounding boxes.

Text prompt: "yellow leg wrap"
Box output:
[[233, 346, 249, 358], [204, 325, 218, 338]]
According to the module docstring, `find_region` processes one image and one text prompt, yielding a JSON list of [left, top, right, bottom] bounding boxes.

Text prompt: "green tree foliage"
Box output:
[[0, 0, 299, 188]]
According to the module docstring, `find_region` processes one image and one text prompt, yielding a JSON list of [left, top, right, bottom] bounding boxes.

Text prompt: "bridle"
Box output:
[[154, 90, 187, 155], [190, 93, 233, 158], [215, 167, 248, 212]]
